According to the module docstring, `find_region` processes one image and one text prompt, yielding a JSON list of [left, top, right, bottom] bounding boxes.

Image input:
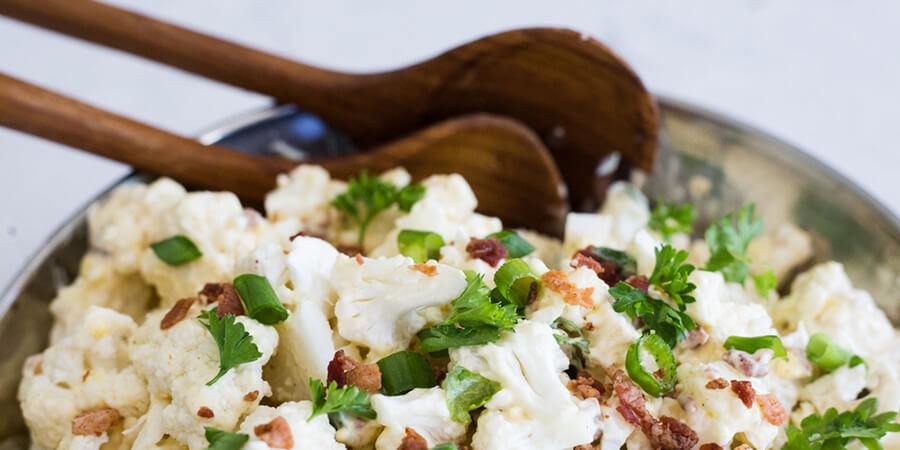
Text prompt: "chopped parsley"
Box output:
[[783, 397, 900, 449], [204, 427, 248, 450], [198, 309, 262, 385], [649, 200, 695, 241], [440, 271, 520, 329], [445, 366, 501, 423], [308, 378, 376, 421], [331, 171, 426, 245], [704, 204, 776, 295], [648, 245, 696, 310]]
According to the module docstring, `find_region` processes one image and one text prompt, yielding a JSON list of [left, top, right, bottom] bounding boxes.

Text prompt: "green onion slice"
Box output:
[[493, 259, 541, 306], [376, 351, 436, 395], [849, 354, 868, 370], [431, 445, 459, 450], [724, 335, 788, 360], [625, 333, 677, 397], [150, 235, 202, 266], [806, 333, 852, 372], [233, 274, 288, 325], [486, 230, 535, 258], [204, 426, 249, 450], [397, 229, 445, 263], [445, 365, 502, 423]]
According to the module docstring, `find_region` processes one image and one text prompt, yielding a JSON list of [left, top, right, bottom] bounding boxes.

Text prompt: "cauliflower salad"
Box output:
[[18, 165, 900, 450]]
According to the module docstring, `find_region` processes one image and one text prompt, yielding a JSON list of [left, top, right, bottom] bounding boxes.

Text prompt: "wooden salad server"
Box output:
[[0, 0, 658, 210], [0, 73, 568, 236]]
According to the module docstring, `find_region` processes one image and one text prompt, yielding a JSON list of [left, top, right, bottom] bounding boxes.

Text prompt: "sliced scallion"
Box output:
[[233, 274, 288, 325], [397, 229, 445, 263], [849, 355, 868, 370], [376, 351, 436, 395], [724, 335, 788, 360], [625, 333, 677, 397], [150, 235, 202, 266], [493, 259, 541, 306], [806, 333, 851, 372], [486, 230, 535, 258]]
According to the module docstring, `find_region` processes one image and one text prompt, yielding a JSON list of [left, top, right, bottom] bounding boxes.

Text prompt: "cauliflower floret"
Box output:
[[771, 262, 896, 358], [333, 254, 466, 359], [88, 178, 186, 274], [48, 253, 155, 343], [526, 261, 594, 326], [18, 307, 148, 449], [450, 321, 602, 449], [686, 270, 777, 348], [140, 192, 259, 306], [438, 231, 503, 283], [370, 387, 466, 449], [264, 165, 347, 236], [129, 304, 277, 449], [56, 431, 109, 450], [370, 174, 502, 257], [239, 401, 344, 449]]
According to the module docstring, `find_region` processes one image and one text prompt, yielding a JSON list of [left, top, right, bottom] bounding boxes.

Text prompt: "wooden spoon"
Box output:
[[0, 73, 567, 236], [0, 0, 658, 210]]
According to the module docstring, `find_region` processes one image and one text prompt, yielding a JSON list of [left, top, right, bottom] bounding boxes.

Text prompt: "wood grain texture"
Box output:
[[0, 0, 657, 210], [0, 73, 567, 235]]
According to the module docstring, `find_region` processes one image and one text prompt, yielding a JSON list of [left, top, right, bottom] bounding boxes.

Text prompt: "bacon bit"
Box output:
[[567, 371, 609, 402], [757, 393, 788, 425], [723, 349, 772, 378], [583, 322, 594, 331], [684, 326, 709, 349], [409, 263, 437, 276], [72, 408, 119, 436], [354, 253, 365, 265], [574, 247, 624, 286], [199, 283, 225, 303], [254, 416, 293, 449], [161, 297, 195, 330], [243, 390, 260, 402], [705, 378, 729, 390], [465, 237, 508, 267], [625, 275, 650, 293], [699, 443, 724, 450], [650, 416, 700, 450], [612, 370, 698, 450], [397, 427, 428, 450], [526, 281, 539, 304], [327, 350, 381, 391], [336, 244, 363, 256], [571, 252, 604, 274], [730, 380, 756, 408], [82, 370, 90, 382], [541, 270, 594, 309], [289, 231, 310, 241], [197, 407, 214, 418], [215, 284, 245, 318]]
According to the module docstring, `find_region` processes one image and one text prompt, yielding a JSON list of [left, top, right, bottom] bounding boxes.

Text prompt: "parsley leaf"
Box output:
[[445, 366, 502, 423], [610, 282, 696, 348], [486, 230, 535, 258], [782, 397, 900, 449], [649, 200, 696, 240], [588, 246, 637, 276], [704, 204, 765, 284], [417, 323, 501, 353], [331, 171, 426, 245], [198, 310, 262, 385], [752, 268, 777, 297], [648, 245, 696, 310], [441, 271, 520, 329], [308, 378, 376, 421], [204, 427, 248, 450]]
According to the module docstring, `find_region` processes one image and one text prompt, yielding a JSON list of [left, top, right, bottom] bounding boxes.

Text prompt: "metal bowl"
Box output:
[[2, 99, 899, 442]]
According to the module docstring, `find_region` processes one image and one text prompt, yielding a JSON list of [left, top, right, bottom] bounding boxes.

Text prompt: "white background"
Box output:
[[1, 1, 898, 291]]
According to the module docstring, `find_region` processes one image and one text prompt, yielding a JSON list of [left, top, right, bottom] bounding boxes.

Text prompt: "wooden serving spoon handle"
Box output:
[[0, 0, 657, 210], [0, 73, 567, 236]]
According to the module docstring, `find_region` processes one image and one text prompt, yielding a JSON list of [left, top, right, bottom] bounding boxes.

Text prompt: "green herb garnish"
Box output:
[[753, 268, 777, 297], [445, 366, 501, 423], [416, 323, 501, 353], [150, 235, 202, 266], [331, 171, 426, 245], [648, 245, 697, 310], [625, 333, 677, 397], [649, 200, 695, 241], [806, 333, 853, 373], [441, 271, 520, 329], [588, 246, 637, 276], [551, 318, 591, 370], [204, 427, 249, 450], [198, 310, 262, 385], [610, 282, 696, 348], [308, 378, 376, 421], [782, 398, 900, 449], [376, 351, 437, 396], [232, 274, 288, 325], [724, 335, 788, 360], [486, 230, 535, 258], [398, 229, 445, 263], [493, 259, 541, 307], [704, 204, 775, 295]]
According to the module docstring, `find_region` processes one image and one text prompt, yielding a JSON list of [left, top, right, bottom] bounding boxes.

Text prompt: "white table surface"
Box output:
[[1, 0, 898, 292]]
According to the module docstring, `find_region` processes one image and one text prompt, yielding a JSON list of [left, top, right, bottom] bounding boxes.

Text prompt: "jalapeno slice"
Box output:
[[625, 333, 677, 397]]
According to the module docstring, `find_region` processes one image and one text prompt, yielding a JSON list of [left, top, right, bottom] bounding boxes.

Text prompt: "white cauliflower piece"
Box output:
[[333, 254, 466, 359], [87, 178, 186, 274], [526, 262, 594, 326], [438, 231, 503, 283], [129, 304, 278, 449], [450, 321, 602, 449], [48, 253, 155, 343], [56, 431, 109, 450], [371, 387, 466, 449], [686, 270, 777, 347], [140, 192, 259, 306], [18, 307, 148, 449], [264, 165, 346, 235], [239, 401, 343, 450]]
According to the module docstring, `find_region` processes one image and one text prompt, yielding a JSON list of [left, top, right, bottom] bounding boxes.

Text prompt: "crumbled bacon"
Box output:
[[723, 348, 773, 378], [197, 407, 214, 418], [573, 247, 624, 286], [354, 253, 365, 265], [612, 370, 698, 450], [730, 380, 756, 408], [571, 252, 604, 274], [254, 416, 293, 449], [683, 326, 710, 348], [199, 283, 225, 303], [624, 275, 650, 293], [541, 270, 594, 308], [649, 416, 700, 450], [466, 237, 508, 267], [336, 244, 363, 257], [161, 297, 195, 330], [705, 378, 729, 390], [397, 428, 428, 450], [568, 371, 609, 402], [244, 390, 260, 402], [409, 263, 437, 276], [699, 444, 724, 450], [327, 350, 382, 392], [215, 284, 245, 318], [289, 231, 310, 241], [71, 408, 119, 436], [757, 393, 788, 425]]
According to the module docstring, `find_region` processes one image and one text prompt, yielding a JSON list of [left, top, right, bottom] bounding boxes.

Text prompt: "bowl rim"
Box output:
[[4, 97, 899, 318]]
